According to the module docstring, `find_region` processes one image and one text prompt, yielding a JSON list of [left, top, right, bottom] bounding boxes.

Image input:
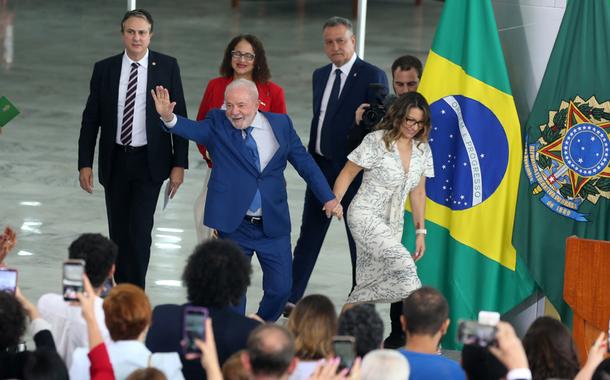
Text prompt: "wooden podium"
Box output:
[[563, 236, 610, 364]]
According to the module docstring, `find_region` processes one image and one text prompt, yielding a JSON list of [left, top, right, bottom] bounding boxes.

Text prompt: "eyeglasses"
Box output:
[[404, 117, 426, 128], [231, 50, 255, 62]]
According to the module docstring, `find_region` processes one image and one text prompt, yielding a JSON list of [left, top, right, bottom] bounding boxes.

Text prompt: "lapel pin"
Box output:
[[152, 61, 156, 66], [353, 73, 357, 77]]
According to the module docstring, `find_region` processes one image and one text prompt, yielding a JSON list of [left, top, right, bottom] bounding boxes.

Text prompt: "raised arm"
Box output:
[[333, 160, 363, 203]]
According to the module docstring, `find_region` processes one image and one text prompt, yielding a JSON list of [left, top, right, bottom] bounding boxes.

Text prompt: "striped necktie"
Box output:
[[120, 62, 139, 145]]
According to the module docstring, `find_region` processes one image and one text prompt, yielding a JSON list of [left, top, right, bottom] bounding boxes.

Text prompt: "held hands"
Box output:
[[151, 86, 176, 122], [323, 198, 343, 220]]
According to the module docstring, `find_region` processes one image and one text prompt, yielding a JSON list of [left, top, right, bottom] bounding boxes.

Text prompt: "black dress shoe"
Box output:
[[282, 302, 296, 318], [383, 332, 405, 349]]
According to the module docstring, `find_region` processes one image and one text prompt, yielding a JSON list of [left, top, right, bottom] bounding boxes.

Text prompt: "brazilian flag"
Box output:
[[403, 0, 536, 348], [513, 0, 610, 324]]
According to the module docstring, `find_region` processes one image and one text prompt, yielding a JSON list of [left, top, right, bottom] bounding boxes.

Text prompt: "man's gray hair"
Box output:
[[361, 349, 410, 380], [225, 78, 259, 102], [323, 16, 353, 33]]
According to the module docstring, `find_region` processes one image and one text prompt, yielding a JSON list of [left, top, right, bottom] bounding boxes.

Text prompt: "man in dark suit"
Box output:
[[288, 16, 389, 309], [151, 79, 341, 321], [78, 9, 188, 289]]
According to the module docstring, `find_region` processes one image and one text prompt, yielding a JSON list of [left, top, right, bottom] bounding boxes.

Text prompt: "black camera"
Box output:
[[361, 83, 395, 129]]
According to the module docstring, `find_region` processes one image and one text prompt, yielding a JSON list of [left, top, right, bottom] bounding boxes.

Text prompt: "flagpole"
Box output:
[[356, 0, 367, 59]]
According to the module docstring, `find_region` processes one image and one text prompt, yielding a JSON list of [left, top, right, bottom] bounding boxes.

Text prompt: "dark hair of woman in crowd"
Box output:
[[0, 291, 27, 350], [23, 349, 69, 380], [219, 34, 271, 83], [522, 316, 580, 380], [286, 294, 337, 360], [376, 92, 431, 150]]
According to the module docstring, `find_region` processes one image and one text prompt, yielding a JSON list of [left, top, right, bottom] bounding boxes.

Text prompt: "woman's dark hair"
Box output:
[[23, 349, 69, 380], [376, 92, 431, 151], [182, 239, 251, 308], [0, 291, 27, 350], [522, 316, 580, 380], [337, 304, 383, 357], [219, 34, 271, 83]]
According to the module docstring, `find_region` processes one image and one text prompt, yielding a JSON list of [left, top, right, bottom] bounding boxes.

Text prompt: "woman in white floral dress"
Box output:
[[333, 92, 434, 306]]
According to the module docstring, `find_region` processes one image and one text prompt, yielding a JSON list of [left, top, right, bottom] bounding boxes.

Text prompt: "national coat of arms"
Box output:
[[524, 96, 610, 221]]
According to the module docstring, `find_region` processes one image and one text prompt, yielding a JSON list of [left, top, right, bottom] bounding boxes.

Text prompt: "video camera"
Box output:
[[361, 83, 396, 129]]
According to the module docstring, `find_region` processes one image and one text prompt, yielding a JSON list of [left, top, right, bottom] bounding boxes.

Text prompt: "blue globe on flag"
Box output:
[[426, 95, 509, 210]]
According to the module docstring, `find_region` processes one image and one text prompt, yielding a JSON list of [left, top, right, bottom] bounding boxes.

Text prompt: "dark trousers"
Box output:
[[104, 147, 162, 289], [289, 153, 361, 304], [220, 219, 292, 321]]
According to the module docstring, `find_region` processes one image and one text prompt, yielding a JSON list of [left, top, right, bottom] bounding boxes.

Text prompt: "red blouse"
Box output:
[[195, 76, 287, 167]]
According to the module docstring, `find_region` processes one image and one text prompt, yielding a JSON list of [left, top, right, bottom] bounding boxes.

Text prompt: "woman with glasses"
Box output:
[[333, 92, 433, 309], [193, 35, 286, 240]]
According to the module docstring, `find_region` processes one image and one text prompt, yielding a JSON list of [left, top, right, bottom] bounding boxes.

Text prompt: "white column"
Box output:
[[127, 0, 136, 10], [356, 0, 367, 59]]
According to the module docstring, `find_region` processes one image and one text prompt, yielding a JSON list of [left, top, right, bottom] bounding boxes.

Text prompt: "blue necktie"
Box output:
[[320, 69, 342, 154], [244, 127, 262, 213]]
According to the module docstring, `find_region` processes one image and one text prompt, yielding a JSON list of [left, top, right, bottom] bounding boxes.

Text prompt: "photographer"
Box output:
[[349, 55, 423, 156]]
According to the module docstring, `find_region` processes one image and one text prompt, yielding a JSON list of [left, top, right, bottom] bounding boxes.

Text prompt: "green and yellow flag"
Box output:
[[403, 0, 536, 348], [513, 0, 610, 323]]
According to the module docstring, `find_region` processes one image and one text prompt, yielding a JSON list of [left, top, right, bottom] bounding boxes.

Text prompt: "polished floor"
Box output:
[[0, 0, 442, 330]]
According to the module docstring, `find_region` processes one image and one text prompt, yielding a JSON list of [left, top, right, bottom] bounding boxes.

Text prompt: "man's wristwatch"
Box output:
[[415, 229, 427, 235]]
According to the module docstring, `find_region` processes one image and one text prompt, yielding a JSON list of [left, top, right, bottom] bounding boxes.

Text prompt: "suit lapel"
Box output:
[[313, 65, 332, 117], [221, 117, 260, 175], [109, 54, 122, 137], [262, 113, 283, 174], [145, 51, 157, 137], [335, 57, 362, 111]]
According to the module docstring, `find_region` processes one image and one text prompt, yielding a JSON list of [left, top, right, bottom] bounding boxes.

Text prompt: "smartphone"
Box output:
[[457, 320, 498, 347], [478, 311, 500, 326], [182, 306, 209, 357], [100, 277, 114, 298], [0, 268, 17, 293], [332, 335, 356, 370], [63, 259, 85, 302]]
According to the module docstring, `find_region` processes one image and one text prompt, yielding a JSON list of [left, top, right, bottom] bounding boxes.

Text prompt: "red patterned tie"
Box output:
[[120, 62, 139, 145]]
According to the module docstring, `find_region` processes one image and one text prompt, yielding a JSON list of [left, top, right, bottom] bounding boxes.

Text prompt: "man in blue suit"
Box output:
[[289, 16, 389, 311], [151, 79, 342, 321]]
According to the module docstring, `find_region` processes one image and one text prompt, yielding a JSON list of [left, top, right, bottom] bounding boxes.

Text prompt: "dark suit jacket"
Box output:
[[308, 57, 388, 162], [78, 50, 188, 186], [0, 330, 56, 379], [146, 304, 261, 380], [166, 110, 335, 237]]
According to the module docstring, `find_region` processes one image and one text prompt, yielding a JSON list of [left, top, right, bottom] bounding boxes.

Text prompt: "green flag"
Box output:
[[514, 0, 610, 322], [404, 0, 536, 349], [0, 96, 20, 127]]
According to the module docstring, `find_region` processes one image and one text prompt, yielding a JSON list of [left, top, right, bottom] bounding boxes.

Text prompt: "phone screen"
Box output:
[[63, 261, 85, 301], [183, 306, 208, 356], [0, 269, 17, 293], [332, 338, 356, 369]]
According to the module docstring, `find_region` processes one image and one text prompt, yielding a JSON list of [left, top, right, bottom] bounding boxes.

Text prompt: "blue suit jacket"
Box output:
[[308, 57, 388, 162], [166, 110, 335, 237]]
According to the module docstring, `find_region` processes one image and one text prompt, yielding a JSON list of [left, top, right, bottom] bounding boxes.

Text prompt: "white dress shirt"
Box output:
[[70, 340, 184, 380], [315, 52, 358, 155], [116, 50, 149, 146], [37, 292, 110, 368]]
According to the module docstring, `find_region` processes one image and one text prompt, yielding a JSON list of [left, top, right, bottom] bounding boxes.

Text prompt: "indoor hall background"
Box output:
[[0, 0, 441, 329]]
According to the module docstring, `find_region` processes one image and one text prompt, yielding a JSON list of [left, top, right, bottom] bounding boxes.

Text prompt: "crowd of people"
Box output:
[[1, 231, 609, 380], [1, 5, 609, 380]]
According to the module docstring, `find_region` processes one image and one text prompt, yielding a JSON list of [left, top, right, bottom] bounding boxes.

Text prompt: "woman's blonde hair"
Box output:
[[376, 92, 431, 151], [286, 294, 337, 360]]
